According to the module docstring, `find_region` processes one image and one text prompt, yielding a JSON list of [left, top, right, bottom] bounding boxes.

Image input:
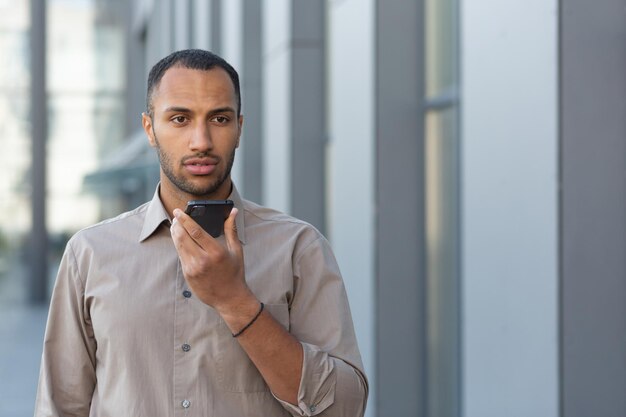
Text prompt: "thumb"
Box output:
[[224, 207, 241, 252]]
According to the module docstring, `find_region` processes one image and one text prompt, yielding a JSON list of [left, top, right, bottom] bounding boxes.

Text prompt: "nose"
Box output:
[[189, 122, 213, 152]]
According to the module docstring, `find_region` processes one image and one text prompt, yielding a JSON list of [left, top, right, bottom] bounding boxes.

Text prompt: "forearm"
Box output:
[[220, 297, 368, 416], [221, 297, 303, 405]]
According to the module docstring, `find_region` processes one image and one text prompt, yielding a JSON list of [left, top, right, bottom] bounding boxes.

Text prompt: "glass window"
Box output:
[[46, 0, 127, 282], [425, 0, 458, 100], [424, 0, 460, 415], [0, 0, 31, 303], [425, 107, 460, 417]]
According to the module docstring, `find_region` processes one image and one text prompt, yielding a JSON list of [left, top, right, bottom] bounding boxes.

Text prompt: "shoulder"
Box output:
[[67, 202, 150, 250], [241, 199, 327, 253], [242, 199, 313, 229]]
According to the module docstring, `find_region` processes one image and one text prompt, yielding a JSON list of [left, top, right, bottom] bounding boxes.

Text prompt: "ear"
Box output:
[[236, 114, 244, 148], [142, 112, 157, 148]]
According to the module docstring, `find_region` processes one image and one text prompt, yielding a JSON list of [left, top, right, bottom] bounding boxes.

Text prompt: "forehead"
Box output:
[[152, 66, 237, 110]]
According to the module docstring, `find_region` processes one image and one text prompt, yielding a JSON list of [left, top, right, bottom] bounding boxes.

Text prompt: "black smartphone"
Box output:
[[184, 200, 234, 238]]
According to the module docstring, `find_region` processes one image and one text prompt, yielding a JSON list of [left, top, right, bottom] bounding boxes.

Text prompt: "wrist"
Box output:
[[232, 302, 264, 337], [217, 292, 260, 332]]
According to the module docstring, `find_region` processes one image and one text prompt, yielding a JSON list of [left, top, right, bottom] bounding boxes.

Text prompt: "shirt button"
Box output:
[[309, 405, 316, 413], [181, 399, 191, 408], [182, 343, 191, 352], [182, 290, 192, 298]]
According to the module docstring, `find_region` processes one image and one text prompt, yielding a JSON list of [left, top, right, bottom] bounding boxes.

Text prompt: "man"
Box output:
[[34, 49, 368, 417]]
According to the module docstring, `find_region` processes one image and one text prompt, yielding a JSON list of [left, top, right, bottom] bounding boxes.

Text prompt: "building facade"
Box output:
[[50, 1, 626, 416]]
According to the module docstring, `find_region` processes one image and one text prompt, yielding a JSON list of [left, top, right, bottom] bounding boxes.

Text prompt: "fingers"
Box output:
[[223, 207, 241, 252], [171, 208, 237, 254], [170, 209, 206, 263], [172, 208, 209, 247]]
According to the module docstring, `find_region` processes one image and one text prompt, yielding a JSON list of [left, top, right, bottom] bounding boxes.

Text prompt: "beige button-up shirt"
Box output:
[[35, 186, 367, 417]]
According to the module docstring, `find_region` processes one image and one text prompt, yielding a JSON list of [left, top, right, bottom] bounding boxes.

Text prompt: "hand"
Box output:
[[170, 207, 257, 317]]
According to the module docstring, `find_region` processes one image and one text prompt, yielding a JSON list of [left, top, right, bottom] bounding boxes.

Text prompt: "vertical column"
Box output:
[[261, 0, 325, 232], [561, 0, 626, 415], [220, 0, 243, 188], [211, 0, 221, 54], [262, 0, 291, 214], [159, 0, 173, 56], [144, 1, 160, 71], [192, 0, 210, 50], [289, 0, 326, 233], [327, 1, 375, 415], [375, 0, 426, 416], [30, 0, 48, 303], [125, 0, 146, 136], [173, 0, 191, 50], [460, 0, 559, 416], [241, 0, 264, 203]]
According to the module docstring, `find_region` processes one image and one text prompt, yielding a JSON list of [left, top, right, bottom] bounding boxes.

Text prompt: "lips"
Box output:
[[183, 157, 218, 175]]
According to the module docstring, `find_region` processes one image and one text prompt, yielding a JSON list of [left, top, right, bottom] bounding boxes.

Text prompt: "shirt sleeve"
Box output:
[[34, 240, 97, 417], [273, 235, 369, 416]]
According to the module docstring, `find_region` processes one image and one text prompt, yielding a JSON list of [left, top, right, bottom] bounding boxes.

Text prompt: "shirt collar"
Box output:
[[138, 183, 247, 244], [138, 186, 170, 242]]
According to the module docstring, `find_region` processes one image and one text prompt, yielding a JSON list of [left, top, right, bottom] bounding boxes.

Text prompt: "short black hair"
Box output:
[[146, 49, 241, 116]]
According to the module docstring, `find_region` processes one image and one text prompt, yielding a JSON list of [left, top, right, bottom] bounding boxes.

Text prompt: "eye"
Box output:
[[211, 116, 230, 124], [171, 115, 188, 124]]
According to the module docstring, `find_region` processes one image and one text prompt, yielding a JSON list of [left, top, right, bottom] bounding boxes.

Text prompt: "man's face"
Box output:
[[142, 66, 243, 200]]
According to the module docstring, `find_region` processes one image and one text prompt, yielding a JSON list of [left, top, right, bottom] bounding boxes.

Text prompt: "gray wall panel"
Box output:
[[290, 0, 326, 233], [211, 0, 221, 54], [561, 0, 626, 415], [375, 0, 426, 416], [242, 0, 264, 203], [30, 0, 48, 303]]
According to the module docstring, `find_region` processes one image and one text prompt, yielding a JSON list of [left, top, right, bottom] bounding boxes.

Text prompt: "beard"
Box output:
[[153, 130, 236, 198]]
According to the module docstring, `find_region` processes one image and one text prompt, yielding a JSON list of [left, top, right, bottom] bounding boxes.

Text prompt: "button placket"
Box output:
[[173, 258, 195, 415]]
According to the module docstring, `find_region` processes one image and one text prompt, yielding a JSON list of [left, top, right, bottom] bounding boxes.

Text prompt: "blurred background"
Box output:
[[1, 0, 624, 417]]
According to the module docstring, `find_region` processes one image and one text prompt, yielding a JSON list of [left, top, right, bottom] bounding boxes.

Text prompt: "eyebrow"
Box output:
[[162, 106, 237, 115], [208, 106, 237, 115], [163, 106, 192, 114]]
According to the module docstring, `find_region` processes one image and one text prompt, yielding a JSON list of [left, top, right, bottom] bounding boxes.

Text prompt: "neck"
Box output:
[[159, 176, 233, 217]]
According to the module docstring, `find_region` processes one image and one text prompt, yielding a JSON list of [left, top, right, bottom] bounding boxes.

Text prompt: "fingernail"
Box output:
[[173, 208, 182, 218]]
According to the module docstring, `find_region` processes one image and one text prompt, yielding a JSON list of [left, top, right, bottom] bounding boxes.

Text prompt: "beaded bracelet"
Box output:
[[232, 302, 264, 338]]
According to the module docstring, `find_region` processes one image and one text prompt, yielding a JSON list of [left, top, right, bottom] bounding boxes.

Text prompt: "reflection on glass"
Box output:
[[47, 0, 127, 280], [425, 0, 459, 99], [0, 0, 31, 303], [0, 0, 129, 303], [424, 0, 460, 415], [425, 108, 460, 417]]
